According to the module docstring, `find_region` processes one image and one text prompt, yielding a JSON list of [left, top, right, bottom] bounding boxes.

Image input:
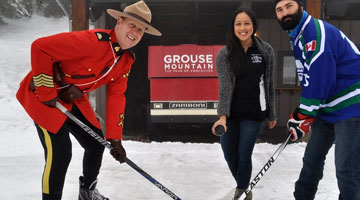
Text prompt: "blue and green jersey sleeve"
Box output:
[[291, 15, 360, 122]]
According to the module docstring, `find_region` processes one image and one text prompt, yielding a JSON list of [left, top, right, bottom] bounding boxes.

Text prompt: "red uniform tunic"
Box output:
[[16, 29, 134, 140]]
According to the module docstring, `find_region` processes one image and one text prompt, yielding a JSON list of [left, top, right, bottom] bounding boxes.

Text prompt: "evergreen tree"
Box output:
[[0, 0, 33, 18], [0, 0, 70, 23]]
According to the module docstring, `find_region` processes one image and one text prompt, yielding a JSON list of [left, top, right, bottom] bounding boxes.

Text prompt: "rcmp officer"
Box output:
[[16, 1, 161, 200]]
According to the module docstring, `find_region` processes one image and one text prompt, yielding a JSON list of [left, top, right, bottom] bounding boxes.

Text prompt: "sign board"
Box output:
[[148, 44, 223, 78], [148, 44, 223, 123]]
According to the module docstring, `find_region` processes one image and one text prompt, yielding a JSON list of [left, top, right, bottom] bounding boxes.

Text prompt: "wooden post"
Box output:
[[72, 0, 89, 31], [306, 0, 322, 19]]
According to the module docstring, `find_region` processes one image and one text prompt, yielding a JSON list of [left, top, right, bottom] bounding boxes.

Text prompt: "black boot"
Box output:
[[79, 176, 109, 200], [233, 188, 253, 200]]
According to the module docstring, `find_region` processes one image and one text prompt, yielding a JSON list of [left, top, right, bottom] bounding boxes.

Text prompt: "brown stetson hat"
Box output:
[[107, 0, 161, 36]]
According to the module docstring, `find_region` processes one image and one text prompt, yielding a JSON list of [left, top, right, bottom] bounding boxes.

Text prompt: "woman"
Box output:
[[211, 7, 277, 200]]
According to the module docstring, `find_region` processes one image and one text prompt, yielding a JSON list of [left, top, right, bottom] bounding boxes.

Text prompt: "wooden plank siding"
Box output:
[[306, 0, 322, 19], [350, 21, 360, 46], [72, 0, 89, 31]]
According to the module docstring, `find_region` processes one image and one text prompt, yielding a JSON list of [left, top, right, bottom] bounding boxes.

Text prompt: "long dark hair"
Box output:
[[226, 7, 257, 76]]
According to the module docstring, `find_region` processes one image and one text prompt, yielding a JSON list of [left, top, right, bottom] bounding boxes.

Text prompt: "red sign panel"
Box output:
[[150, 78, 219, 101], [148, 44, 224, 78]]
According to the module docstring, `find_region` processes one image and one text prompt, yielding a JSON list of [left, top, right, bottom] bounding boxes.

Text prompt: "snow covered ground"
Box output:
[[0, 16, 338, 199]]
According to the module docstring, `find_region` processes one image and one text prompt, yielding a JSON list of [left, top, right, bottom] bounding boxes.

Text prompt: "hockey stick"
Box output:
[[55, 102, 182, 200], [238, 134, 291, 200]]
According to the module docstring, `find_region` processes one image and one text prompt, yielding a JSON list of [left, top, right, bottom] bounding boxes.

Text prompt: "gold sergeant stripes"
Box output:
[[33, 73, 54, 88]]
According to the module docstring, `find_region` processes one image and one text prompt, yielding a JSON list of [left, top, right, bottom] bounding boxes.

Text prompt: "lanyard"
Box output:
[[57, 41, 120, 89]]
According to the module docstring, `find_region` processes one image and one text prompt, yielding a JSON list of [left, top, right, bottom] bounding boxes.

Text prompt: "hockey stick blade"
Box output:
[[55, 102, 182, 200], [238, 134, 291, 200]]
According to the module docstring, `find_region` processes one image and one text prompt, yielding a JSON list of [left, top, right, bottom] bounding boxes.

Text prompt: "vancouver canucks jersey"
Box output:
[[290, 11, 360, 123]]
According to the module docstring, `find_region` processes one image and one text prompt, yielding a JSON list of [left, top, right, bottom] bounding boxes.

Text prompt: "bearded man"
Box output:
[[274, 0, 360, 199]]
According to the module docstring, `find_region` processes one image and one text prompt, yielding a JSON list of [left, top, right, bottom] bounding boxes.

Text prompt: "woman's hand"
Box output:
[[268, 120, 277, 129], [211, 115, 227, 135]]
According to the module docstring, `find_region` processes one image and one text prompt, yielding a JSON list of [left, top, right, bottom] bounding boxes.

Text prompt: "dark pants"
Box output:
[[35, 105, 105, 200], [220, 119, 263, 189], [294, 116, 360, 200]]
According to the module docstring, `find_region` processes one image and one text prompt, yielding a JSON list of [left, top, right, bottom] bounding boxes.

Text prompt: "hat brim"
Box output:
[[107, 9, 162, 36]]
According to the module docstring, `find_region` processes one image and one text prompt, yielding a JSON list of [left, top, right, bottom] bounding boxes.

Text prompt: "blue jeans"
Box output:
[[294, 116, 360, 200], [220, 119, 263, 189]]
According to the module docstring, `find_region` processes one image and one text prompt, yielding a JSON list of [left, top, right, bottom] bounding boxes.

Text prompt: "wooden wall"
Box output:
[[86, 1, 360, 142], [72, 0, 89, 31]]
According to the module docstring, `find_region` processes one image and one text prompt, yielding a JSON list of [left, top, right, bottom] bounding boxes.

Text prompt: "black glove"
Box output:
[[287, 108, 315, 141], [108, 139, 126, 163], [59, 85, 83, 103], [41, 96, 59, 107]]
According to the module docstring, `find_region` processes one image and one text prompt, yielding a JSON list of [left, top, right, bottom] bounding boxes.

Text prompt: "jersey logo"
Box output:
[[296, 59, 310, 87], [305, 40, 316, 52], [251, 54, 263, 64]]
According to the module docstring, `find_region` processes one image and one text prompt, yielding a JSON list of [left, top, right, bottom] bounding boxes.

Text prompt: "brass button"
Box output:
[[88, 68, 92, 72], [94, 82, 97, 85], [111, 78, 114, 81]]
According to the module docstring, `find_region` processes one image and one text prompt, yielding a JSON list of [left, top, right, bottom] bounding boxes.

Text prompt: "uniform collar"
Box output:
[[109, 29, 125, 57]]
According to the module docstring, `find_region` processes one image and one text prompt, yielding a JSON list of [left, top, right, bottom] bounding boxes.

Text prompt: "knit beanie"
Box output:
[[274, 0, 303, 8]]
